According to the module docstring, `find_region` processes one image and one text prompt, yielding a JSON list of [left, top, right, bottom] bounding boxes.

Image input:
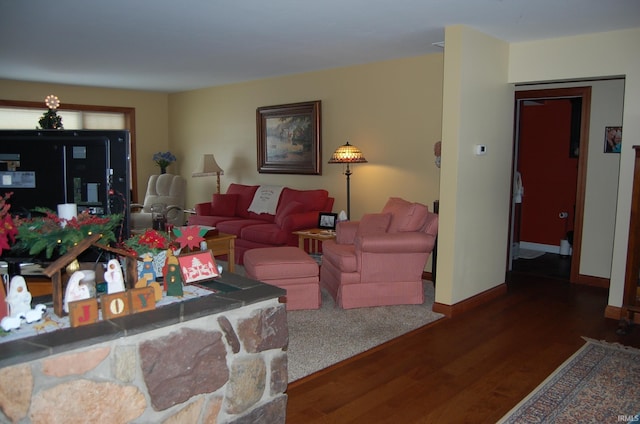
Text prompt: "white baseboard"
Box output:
[[519, 241, 569, 255]]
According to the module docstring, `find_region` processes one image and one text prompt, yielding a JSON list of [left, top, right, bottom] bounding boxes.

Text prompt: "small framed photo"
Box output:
[[318, 212, 337, 230], [178, 250, 220, 284], [604, 126, 622, 153]]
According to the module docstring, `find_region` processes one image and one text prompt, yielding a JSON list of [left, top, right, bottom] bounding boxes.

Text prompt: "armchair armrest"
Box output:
[[356, 232, 434, 254], [130, 203, 144, 211], [194, 202, 213, 216], [335, 221, 359, 244]]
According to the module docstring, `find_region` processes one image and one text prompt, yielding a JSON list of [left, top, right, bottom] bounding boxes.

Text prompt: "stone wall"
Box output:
[[0, 299, 288, 423]]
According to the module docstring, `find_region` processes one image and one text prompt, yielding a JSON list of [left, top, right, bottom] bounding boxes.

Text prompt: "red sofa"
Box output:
[[189, 183, 334, 264]]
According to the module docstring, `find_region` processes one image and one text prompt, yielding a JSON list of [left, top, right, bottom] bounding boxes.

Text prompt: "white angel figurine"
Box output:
[[6, 276, 32, 318], [63, 271, 90, 313], [104, 259, 125, 294]]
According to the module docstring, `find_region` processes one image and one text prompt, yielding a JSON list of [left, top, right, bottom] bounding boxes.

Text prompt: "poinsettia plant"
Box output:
[[172, 225, 207, 251], [0, 192, 18, 256], [123, 228, 176, 257], [13, 208, 122, 258]]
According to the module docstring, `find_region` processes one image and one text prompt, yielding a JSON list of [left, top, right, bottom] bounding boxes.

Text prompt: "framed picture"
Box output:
[[604, 126, 622, 153], [177, 250, 220, 284], [318, 212, 337, 230], [257, 100, 322, 174]]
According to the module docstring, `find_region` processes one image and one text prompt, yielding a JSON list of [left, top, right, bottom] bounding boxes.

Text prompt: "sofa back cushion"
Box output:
[[356, 213, 392, 237], [211, 193, 238, 217], [381, 197, 430, 233], [279, 188, 330, 212], [275, 201, 305, 227], [226, 183, 259, 218]]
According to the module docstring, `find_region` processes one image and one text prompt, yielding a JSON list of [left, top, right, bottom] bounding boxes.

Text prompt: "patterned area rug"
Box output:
[[499, 338, 640, 423]]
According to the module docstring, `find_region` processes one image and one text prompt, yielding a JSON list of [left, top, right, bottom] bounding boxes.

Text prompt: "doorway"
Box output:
[[509, 87, 592, 283]]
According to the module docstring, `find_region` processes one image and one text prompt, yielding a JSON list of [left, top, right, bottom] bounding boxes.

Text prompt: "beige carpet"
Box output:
[[286, 281, 443, 382], [220, 262, 443, 382]]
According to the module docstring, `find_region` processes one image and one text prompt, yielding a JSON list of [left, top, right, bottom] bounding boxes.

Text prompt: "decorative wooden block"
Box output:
[[100, 292, 130, 320], [69, 298, 99, 327], [129, 287, 156, 313]]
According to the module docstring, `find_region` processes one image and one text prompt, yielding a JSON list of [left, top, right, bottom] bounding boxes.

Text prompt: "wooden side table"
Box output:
[[204, 232, 237, 273], [293, 228, 336, 254]]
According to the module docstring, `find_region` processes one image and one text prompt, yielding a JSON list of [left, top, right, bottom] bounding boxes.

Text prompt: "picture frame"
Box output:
[[177, 250, 220, 284], [256, 100, 322, 174], [604, 126, 622, 153], [318, 212, 337, 230]]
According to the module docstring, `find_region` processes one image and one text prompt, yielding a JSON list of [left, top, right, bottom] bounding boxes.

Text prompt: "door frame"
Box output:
[[510, 86, 592, 283]]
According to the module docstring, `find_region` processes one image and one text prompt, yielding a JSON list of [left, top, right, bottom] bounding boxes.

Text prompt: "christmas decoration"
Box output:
[[13, 208, 122, 258], [38, 95, 64, 129]]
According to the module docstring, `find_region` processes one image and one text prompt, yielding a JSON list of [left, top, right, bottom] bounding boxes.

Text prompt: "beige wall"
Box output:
[[168, 54, 444, 221], [509, 28, 640, 309], [0, 79, 170, 199], [436, 25, 513, 305]]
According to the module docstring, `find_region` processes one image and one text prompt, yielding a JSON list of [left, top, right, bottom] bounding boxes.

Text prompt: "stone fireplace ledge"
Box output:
[[0, 272, 286, 369]]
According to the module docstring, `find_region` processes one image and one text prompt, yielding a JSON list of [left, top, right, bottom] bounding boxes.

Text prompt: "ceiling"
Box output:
[[1, 0, 639, 93]]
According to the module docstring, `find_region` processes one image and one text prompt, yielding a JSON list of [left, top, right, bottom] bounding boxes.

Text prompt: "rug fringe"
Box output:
[[581, 336, 640, 354]]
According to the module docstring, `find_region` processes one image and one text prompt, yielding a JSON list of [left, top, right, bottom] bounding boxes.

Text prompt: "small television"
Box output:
[[0, 130, 131, 240]]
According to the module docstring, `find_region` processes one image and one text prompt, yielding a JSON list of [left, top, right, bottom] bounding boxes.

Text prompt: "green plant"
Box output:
[[13, 208, 122, 258]]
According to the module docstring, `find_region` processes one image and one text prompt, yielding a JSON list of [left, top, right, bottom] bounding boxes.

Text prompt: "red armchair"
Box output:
[[320, 197, 438, 309]]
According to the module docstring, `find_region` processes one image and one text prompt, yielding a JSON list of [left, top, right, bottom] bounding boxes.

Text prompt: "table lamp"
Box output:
[[192, 153, 224, 194]]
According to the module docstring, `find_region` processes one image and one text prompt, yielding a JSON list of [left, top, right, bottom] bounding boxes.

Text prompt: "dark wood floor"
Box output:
[[285, 254, 640, 423]]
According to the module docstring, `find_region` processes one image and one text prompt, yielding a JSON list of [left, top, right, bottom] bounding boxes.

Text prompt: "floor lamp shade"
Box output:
[[192, 153, 224, 193], [328, 142, 367, 220]]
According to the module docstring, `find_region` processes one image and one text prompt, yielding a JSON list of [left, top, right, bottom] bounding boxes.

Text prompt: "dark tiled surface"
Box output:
[[0, 272, 285, 369]]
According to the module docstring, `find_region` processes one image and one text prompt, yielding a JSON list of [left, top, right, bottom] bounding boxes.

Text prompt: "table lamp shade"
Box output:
[[192, 154, 224, 176], [192, 154, 224, 193]]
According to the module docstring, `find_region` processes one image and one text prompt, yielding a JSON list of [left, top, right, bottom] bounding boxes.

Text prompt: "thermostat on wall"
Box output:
[[475, 144, 487, 155]]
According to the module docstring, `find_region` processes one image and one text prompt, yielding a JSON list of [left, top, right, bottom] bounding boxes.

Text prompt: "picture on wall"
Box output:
[[256, 100, 321, 174], [604, 126, 622, 153]]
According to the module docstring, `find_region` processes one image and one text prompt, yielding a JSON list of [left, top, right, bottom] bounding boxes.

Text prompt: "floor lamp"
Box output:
[[328, 142, 367, 220], [192, 153, 224, 194]]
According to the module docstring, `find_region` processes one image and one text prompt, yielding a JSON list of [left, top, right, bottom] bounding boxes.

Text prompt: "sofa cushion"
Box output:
[[216, 219, 266, 237], [279, 188, 329, 212], [226, 183, 259, 218], [322, 240, 357, 272], [275, 201, 305, 227], [356, 213, 392, 237], [240, 223, 289, 245], [211, 193, 238, 217], [382, 197, 430, 233]]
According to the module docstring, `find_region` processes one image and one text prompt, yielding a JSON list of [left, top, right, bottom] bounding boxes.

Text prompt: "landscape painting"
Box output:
[[256, 100, 321, 174]]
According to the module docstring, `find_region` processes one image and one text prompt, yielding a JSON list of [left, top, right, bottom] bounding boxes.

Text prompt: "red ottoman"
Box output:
[[244, 246, 320, 310]]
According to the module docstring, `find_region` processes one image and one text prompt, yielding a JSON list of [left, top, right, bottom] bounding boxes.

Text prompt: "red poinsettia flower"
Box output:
[[173, 225, 205, 251], [0, 192, 17, 256]]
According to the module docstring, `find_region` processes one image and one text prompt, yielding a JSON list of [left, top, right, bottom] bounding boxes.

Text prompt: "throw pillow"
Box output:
[[399, 202, 429, 232], [211, 194, 238, 217], [381, 197, 429, 232], [356, 213, 392, 237], [275, 201, 305, 227]]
